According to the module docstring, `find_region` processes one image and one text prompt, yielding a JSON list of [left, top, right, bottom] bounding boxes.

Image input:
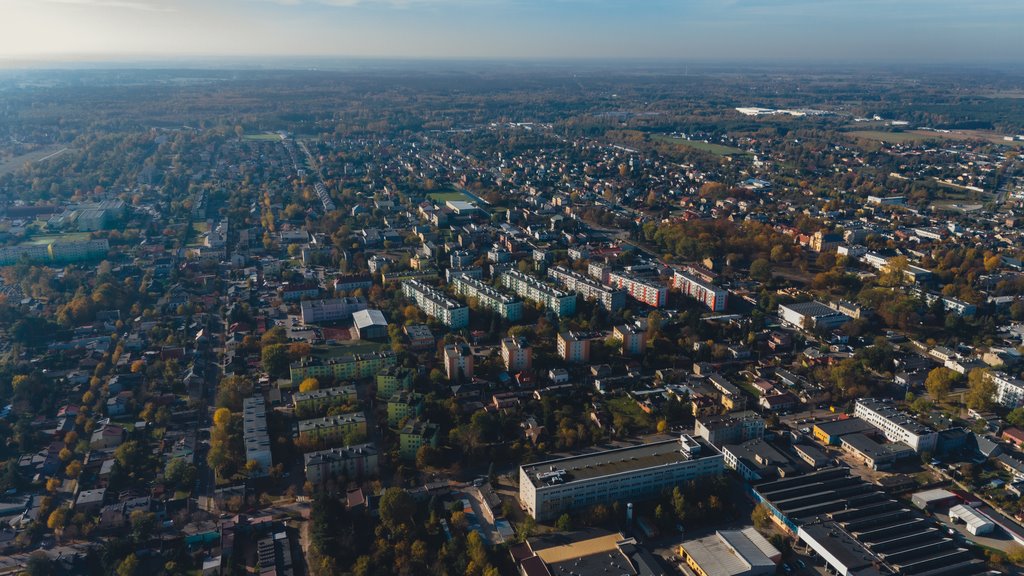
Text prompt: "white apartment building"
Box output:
[[988, 371, 1024, 408], [673, 270, 728, 311], [401, 279, 469, 329], [452, 275, 523, 321], [547, 266, 627, 312], [499, 270, 576, 316], [242, 396, 273, 477], [519, 435, 724, 521], [853, 398, 938, 453]]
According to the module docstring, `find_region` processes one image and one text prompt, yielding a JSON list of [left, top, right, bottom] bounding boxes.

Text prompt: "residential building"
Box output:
[[0, 238, 109, 266], [297, 412, 367, 446], [557, 331, 600, 363], [304, 444, 378, 485], [300, 297, 369, 325], [607, 270, 667, 308], [288, 352, 398, 387], [673, 269, 728, 311], [501, 337, 533, 372], [293, 385, 357, 416], [613, 324, 647, 356], [853, 398, 938, 453], [547, 266, 626, 312], [376, 366, 415, 398], [401, 279, 469, 328], [403, 324, 434, 350], [499, 270, 576, 316], [443, 343, 474, 382], [399, 418, 439, 462], [387, 391, 423, 427], [452, 275, 523, 321], [988, 371, 1024, 408], [519, 435, 724, 521], [242, 396, 273, 477], [333, 273, 373, 293]]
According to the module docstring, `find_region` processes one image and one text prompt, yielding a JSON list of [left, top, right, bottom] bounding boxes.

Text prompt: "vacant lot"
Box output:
[[428, 190, 474, 203], [0, 146, 68, 176], [242, 133, 283, 141], [849, 129, 1024, 147]]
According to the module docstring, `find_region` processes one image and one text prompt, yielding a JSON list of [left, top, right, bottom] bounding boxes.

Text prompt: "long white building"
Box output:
[[673, 269, 728, 311], [853, 398, 938, 453], [451, 275, 523, 321], [499, 270, 576, 317], [401, 279, 469, 328], [242, 396, 273, 477], [519, 435, 723, 521], [988, 371, 1024, 408], [547, 266, 627, 312]]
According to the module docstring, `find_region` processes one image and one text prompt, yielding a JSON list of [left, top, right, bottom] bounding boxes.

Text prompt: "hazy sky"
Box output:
[[1, 0, 1022, 63]]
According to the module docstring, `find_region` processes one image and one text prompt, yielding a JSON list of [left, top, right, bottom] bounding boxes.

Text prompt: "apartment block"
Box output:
[[613, 324, 647, 356], [607, 270, 668, 308], [547, 266, 626, 312], [401, 279, 469, 328], [452, 275, 523, 321], [376, 366, 415, 398], [297, 412, 367, 446], [399, 419, 439, 462], [499, 270, 576, 317], [304, 443, 378, 485], [288, 351, 398, 387], [292, 385, 357, 416], [673, 269, 728, 311], [988, 371, 1024, 408], [242, 396, 273, 477], [501, 337, 533, 372], [557, 331, 600, 363], [443, 343, 474, 382]]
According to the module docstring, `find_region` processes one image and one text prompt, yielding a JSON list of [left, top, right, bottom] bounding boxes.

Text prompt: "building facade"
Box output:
[[673, 270, 728, 311], [853, 398, 938, 453], [452, 275, 523, 321], [547, 266, 626, 312], [401, 279, 469, 328], [499, 270, 577, 316], [288, 352, 398, 387], [607, 271, 667, 308], [519, 435, 724, 521], [443, 343, 474, 382], [242, 396, 273, 477], [304, 443, 378, 484], [300, 297, 369, 324]]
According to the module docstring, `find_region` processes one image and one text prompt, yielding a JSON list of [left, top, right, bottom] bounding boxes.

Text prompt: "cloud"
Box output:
[[39, 0, 176, 11]]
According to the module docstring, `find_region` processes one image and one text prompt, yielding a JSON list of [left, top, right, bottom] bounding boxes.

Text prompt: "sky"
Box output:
[[0, 0, 1022, 64]]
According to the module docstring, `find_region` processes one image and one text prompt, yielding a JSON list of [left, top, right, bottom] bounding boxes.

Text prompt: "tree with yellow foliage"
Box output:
[[298, 378, 319, 393], [213, 407, 231, 427]]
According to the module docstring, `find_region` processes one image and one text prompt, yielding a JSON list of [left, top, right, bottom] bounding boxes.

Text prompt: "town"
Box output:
[[0, 64, 1023, 576]]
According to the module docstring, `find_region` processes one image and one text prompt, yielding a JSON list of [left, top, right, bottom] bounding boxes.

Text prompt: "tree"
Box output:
[[1008, 407, 1024, 428], [299, 377, 320, 393], [379, 488, 415, 533], [555, 513, 573, 531], [925, 367, 958, 402], [965, 368, 996, 412], [749, 259, 772, 282], [213, 407, 231, 427], [262, 344, 290, 378], [752, 503, 773, 531], [116, 553, 139, 576]]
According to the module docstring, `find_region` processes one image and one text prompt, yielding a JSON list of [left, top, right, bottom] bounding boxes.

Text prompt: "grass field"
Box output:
[[23, 232, 92, 245], [849, 129, 1024, 147], [242, 133, 283, 141], [0, 146, 68, 176], [428, 190, 474, 203], [651, 135, 747, 156]]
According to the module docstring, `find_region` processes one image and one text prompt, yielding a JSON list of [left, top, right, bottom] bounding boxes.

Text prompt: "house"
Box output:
[[90, 423, 126, 449]]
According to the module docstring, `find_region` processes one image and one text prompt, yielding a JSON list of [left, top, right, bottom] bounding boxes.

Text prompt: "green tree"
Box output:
[[965, 368, 996, 412], [925, 367, 958, 402], [261, 344, 291, 378], [379, 488, 415, 533], [116, 553, 139, 576], [555, 513, 573, 531]]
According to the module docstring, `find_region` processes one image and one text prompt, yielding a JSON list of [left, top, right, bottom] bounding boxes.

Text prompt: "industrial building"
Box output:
[[753, 468, 987, 576], [678, 528, 780, 576], [519, 435, 723, 521], [352, 309, 388, 340]]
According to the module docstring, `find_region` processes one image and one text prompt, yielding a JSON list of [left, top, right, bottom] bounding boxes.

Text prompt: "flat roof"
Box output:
[[814, 417, 877, 437], [534, 532, 623, 565], [522, 436, 717, 486]]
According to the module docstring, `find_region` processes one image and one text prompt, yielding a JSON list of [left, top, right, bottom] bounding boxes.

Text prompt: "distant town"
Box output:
[[0, 64, 1022, 576]]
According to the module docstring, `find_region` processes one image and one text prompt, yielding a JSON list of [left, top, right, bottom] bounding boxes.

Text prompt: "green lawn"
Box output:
[[846, 130, 935, 144], [651, 135, 748, 156], [242, 133, 283, 141], [428, 191, 474, 203], [23, 232, 92, 245], [607, 396, 656, 432]]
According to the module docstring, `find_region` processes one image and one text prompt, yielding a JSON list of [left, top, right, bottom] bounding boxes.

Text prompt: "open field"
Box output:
[[651, 134, 748, 156], [23, 232, 92, 245], [0, 146, 68, 176], [428, 190, 475, 203], [242, 133, 283, 141], [848, 129, 1024, 147]]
